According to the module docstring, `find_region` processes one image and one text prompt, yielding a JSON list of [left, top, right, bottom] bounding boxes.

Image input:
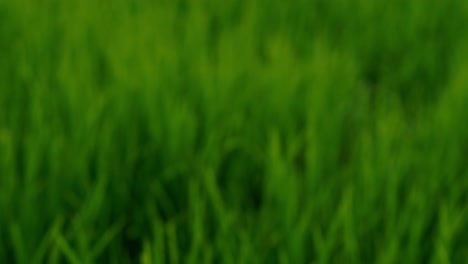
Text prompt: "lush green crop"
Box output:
[[1, 0, 468, 263]]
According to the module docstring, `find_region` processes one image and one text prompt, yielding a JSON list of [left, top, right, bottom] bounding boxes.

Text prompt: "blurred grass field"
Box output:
[[1, 0, 468, 263]]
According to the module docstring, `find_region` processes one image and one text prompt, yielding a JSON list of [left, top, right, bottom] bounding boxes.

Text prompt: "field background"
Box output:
[[1, 0, 468, 263]]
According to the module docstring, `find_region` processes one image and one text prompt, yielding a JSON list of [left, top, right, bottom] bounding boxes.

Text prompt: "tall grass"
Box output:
[[1, 0, 468, 263]]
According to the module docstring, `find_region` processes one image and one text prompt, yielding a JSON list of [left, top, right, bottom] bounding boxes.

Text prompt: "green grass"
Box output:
[[1, 0, 468, 263]]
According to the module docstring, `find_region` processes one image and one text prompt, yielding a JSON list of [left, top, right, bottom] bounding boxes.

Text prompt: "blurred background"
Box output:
[[1, 0, 468, 263]]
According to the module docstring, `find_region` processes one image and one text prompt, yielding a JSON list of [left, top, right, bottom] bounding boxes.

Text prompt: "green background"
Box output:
[[1, 0, 468, 263]]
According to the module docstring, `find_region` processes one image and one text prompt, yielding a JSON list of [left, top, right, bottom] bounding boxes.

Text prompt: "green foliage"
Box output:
[[1, 0, 468, 263]]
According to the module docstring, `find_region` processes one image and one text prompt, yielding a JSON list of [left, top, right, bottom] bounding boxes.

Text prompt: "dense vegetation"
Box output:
[[1, 0, 468, 263]]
